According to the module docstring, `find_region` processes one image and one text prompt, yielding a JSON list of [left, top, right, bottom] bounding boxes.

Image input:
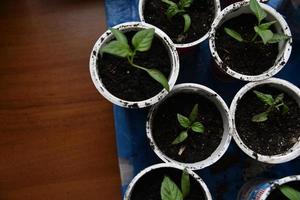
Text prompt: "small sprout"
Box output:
[[279, 185, 300, 200], [251, 90, 289, 123], [172, 104, 205, 145], [101, 28, 169, 91], [162, 0, 193, 33], [224, 0, 290, 44], [161, 169, 190, 200]]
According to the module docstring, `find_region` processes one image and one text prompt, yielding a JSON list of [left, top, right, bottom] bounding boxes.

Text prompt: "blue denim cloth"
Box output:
[[103, 0, 300, 199]]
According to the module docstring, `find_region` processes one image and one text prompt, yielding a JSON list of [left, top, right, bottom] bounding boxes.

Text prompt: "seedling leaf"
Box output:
[[146, 68, 169, 91], [258, 21, 277, 30], [274, 93, 284, 104], [183, 14, 191, 33], [100, 41, 131, 58], [110, 28, 128, 45], [132, 28, 155, 52], [252, 112, 268, 122], [181, 169, 190, 199], [166, 4, 184, 19], [280, 185, 300, 200], [188, 104, 198, 123], [178, 0, 193, 8], [282, 104, 289, 114], [253, 90, 274, 106], [250, 0, 267, 24], [191, 122, 205, 133], [172, 130, 188, 145], [268, 33, 291, 44], [161, 0, 177, 6], [224, 27, 244, 42], [161, 176, 183, 200], [177, 114, 191, 128], [254, 26, 274, 44]]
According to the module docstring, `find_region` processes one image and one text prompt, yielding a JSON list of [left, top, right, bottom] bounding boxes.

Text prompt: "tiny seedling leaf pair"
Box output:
[[161, 169, 190, 200], [172, 104, 205, 145], [280, 185, 300, 200], [101, 28, 169, 91], [252, 90, 289, 122], [162, 0, 193, 33], [224, 0, 290, 44]]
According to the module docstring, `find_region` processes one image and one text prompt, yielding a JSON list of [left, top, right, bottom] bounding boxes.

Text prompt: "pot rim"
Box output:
[[230, 78, 300, 164], [261, 175, 300, 199], [89, 21, 180, 108], [123, 162, 212, 200], [146, 83, 232, 170], [209, 0, 292, 81], [139, 0, 221, 48]]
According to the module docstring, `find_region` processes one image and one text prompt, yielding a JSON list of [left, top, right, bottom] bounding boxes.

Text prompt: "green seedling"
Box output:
[[279, 185, 300, 200], [251, 90, 289, 122], [161, 0, 194, 33], [161, 169, 190, 200], [100, 28, 169, 91], [172, 104, 205, 145], [224, 0, 290, 44]]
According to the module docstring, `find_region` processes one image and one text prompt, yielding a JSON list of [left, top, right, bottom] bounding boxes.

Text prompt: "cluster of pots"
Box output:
[[90, 0, 299, 199]]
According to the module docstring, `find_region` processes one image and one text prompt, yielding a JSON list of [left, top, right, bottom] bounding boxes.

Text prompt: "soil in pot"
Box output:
[[215, 14, 279, 75], [266, 181, 300, 200], [130, 167, 206, 200], [152, 92, 223, 163], [143, 0, 215, 44], [98, 31, 171, 101], [235, 85, 300, 156]]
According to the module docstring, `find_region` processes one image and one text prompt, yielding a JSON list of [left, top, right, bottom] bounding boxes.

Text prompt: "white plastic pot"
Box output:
[[237, 175, 300, 200], [123, 163, 212, 200], [230, 78, 300, 164], [139, 0, 221, 49], [209, 1, 292, 81], [146, 83, 232, 170], [90, 22, 180, 108]]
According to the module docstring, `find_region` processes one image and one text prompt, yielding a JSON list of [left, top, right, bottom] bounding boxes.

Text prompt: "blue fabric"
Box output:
[[104, 0, 300, 199]]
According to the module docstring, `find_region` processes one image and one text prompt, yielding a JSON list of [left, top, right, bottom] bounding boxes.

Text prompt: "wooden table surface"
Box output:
[[0, 1, 122, 199]]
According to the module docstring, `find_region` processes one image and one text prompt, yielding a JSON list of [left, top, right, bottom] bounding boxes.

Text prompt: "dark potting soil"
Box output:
[[215, 14, 279, 75], [130, 167, 206, 200], [235, 85, 300, 156], [144, 0, 215, 44], [152, 92, 223, 163], [266, 181, 300, 200], [98, 32, 171, 101]]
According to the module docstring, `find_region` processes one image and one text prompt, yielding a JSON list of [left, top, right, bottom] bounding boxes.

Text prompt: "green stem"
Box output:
[[252, 21, 261, 42], [267, 106, 272, 113], [130, 50, 136, 63], [251, 33, 258, 42], [266, 104, 276, 114], [275, 103, 284, 109], [127, 57, 148, 71]]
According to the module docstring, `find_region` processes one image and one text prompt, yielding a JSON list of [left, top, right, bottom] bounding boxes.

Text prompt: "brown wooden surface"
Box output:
[[0, 1, 122, 199]]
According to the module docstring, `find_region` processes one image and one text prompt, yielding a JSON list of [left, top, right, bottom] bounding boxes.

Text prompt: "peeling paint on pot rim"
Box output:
[[139, 0, 221, 49], [230, 78, 300, 164], [209, 1, 292, 81], [237, 175, 300, 200], [89, 22, 180, 108], [123, 163, 212, 200], [146, 83, 233, 170]]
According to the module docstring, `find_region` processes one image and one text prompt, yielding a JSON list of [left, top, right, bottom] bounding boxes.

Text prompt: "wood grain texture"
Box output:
[[0, 0, 122, 199]]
